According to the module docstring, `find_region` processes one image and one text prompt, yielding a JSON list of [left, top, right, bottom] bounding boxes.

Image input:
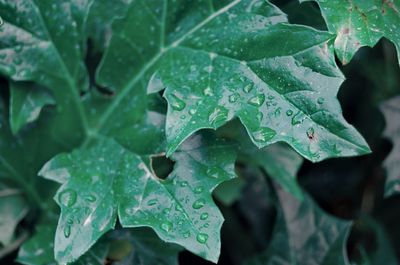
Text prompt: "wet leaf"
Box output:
[[98, 0, 370, 162], [17, 223, 109, 265], [304, 0, 400, 65], [40, 135, 236, 263]]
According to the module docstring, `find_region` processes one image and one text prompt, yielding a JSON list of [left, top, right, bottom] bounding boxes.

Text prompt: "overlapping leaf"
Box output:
[[98, 0, 370, 162], [380, 96, 400, 197], [17, 223, 109, 265], [304, 0, 400, 64], [110, 229, 182, 265], [40, 135, 236, 263], [246, 185, 352, 265], [9, 81, 54, 134]]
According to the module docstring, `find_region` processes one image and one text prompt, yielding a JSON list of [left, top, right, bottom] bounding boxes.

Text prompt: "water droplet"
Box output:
[[84, 194, 96, 202], [169, 94, 186, 111], [317, 97, 325, 104], [252, 127, 276, 143], [67, 218, 74, 225], [248, 94, 265, 107], [200, 213, 209, 220], [180, 181, 188, 187], [228, 93, 240, 103], [194, 186, 204, 194], [203, 87, 214, 96], [183, 231, 191, 238], [64, 225, 71, 238], [243, 84, 254, 93], [206, 167, 219, 178], [180, 115, 186, 120], [147, 199, 158, 206], [163, 208, 171, 214], [14, 45, 23, 53], [286, 110, 293, 116], [160, 221, 173, 232], [189, 108, 197, 115], [208, 106, 228, 125], [274, 107, 281, 117], [59, 189, 77, 207], [196, 233, 208, 244], [192, 199, 206, 209], [291, 111, 304, 125]]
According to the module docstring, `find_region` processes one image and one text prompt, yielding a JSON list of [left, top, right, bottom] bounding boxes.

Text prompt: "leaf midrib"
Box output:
[[88, 0, 242, 142]]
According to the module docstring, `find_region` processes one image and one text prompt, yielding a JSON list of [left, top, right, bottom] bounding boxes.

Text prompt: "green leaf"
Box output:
[[304, 0, 400, 64], [354, 217, 398, 265], [40, 135, 236, 263], [98, 0, 370, 162], [246, 185, 352, 265], [17, 223, 109, 265], [0, 184, 28, 246], [9, 81, 54, 134], [110, 228, 182, 265], [380, 96, 400, 197], [0, 0, 92, 137]]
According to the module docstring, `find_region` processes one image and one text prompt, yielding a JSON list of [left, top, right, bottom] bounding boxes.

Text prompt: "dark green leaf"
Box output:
[[17, 223, 109, 265], [246, 185, 352, 265], [380, 96, 400, 197], [111, 228, 182, 265], [40, 135, 236, 263], [304, 0, 400, 64], [9, 81, 54, 134], [97, 0, 370, 162], [0, 184, 28, 246]]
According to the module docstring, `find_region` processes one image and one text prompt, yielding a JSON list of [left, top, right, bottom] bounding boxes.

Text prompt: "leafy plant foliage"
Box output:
[[0, 0, 399, 264]]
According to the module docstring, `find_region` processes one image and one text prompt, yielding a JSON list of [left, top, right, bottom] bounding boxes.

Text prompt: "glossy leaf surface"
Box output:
[[40, 135, 236, 263], [98, 0, 370, 162], [304, 0, 400, 64], [17, 224, 109, 265]]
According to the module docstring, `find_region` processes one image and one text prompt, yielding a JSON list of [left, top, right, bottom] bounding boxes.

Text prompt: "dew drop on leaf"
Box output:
[[206, 167, 219, 178], [203, 87, 214, 96], [243, 83, 254, 93], [63, 225, 71, 238], [229, 93, 240, 103], [192, 199, 206, 209], [317, 97, 325, 104], [183, 231, 191, 238], [252, 127, 276, 143], [196, 233, 209, 244], [147, 199, 158, 206], [180, 181, 188, 187], [286, 110, 293, 116], [200, 213, 209, 220], [169, 94, 186, 111], [160, 221, 173, 232], [58, 189, 77, 207], [194, 186, 204, 194], [208, 106, 228, 125], [84, 194, 96, 202], [247, 94, 265, 107]]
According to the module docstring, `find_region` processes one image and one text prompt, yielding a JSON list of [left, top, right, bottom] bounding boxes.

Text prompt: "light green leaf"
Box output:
[[0, 184, 28, 246], [303, 0, 400, 64], [98, 0, 370, 162], [17, 223, 109, 265], [40, 135, 236, 263], [9, 82, 54, 134], [246, 185, 352, 265], [380, 96, 400, 197]]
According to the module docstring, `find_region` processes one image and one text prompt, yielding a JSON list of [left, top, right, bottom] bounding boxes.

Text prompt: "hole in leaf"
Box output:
[[151, 155, 175, 180]]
